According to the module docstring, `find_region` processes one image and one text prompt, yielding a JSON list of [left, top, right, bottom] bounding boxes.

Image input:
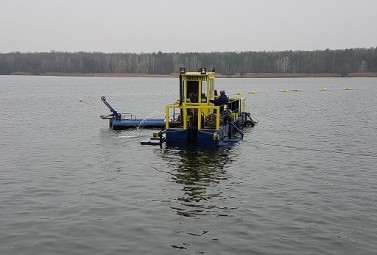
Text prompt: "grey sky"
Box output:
[[1, 0, 376, 53]]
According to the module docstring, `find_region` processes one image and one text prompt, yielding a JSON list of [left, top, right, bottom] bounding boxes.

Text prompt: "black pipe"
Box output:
[[179, 68, 185, 126], [179, 74, 183, 105]]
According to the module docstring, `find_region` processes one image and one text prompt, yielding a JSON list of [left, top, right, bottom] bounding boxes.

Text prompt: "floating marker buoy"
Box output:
[[248, 90, 256, 94], [293, 88, 301, 92], [283, 89, 289, 92], [237, 92, 243, 95], [345, 87, 352, 90], [79, 99, 83, 102], [321, 88, 328, 91]]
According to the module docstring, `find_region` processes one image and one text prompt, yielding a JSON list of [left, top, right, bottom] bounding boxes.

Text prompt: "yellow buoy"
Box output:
[[321, 88, 328, 91], [293, 88, 301, 92], [248, 90, 256, 94], [237, 92, 243, 95], [345, 87, 352, 90], [283, 89, 289, 92]]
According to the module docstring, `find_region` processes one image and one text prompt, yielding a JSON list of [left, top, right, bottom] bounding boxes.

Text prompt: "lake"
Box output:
[[0, 75, 376, 255]]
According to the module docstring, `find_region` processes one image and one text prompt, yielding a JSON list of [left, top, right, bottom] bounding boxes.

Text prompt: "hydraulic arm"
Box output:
[[101, 96, 121, 121]]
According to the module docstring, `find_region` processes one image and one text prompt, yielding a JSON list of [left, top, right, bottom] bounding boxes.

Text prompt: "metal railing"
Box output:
[[166, 105, 222, 130]]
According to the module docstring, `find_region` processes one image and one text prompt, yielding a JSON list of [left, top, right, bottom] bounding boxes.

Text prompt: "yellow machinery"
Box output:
[[159, 67, 255, 146]]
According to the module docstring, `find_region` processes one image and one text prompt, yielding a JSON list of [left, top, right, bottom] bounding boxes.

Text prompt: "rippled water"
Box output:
[[1, 75, 376, 254]]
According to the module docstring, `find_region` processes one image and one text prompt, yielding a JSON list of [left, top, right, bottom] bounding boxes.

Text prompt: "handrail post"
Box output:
[[216, 107, 220, 130], [165, 106, 170, 129], [183, 106, 187, 130], [198, 107, 201, 130]]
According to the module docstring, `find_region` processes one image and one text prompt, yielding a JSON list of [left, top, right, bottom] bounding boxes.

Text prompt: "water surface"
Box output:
[[0, 75, 376, 254]]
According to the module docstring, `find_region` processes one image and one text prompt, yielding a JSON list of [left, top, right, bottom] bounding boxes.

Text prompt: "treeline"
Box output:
[[1, 48, 377, 76]]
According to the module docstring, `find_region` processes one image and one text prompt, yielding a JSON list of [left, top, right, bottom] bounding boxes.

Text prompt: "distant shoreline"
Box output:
[[5, 72, 377, 78]]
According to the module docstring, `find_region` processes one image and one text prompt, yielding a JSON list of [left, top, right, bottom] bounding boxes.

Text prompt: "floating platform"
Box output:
[[110, 118, 165, 130], [100, 68, 257, 147], [100, 96, 168, 130]]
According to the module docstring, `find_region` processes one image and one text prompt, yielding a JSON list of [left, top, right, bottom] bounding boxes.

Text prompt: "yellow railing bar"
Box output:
[[166, 105, 221, 130]]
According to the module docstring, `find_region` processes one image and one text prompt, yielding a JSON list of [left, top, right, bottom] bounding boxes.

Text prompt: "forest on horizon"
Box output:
[[1, 48, 377, 76]]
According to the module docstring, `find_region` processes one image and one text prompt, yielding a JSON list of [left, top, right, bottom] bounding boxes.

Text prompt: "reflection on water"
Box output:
[[161, 147, 234, 217]]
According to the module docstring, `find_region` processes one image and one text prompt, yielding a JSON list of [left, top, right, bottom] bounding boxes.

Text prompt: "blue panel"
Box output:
[[197, 130, 216, 144], [165, 129, 188, 143], [111, 118, 165, 129]]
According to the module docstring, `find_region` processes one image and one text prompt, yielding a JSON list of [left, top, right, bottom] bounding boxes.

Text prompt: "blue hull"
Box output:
[[110, 118, 165, 129], [165, 125, 242, 147]]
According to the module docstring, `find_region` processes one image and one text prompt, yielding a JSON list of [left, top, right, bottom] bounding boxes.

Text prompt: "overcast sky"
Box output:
[[1, 0, 376, 53]]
